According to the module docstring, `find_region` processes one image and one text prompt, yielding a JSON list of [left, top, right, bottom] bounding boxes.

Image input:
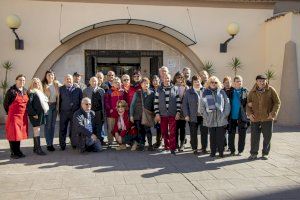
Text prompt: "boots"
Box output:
[[33, 136, 46, 156]]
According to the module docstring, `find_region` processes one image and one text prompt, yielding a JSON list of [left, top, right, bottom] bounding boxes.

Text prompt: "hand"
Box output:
[[267, 113, 274, 120], [175, 113, 180, 120], [247, 102, 253, 108], [91, 134, 97, 140], [130, 116, 134, 123], [33, 115, 38, 119], [155, 114, 161, 123], [110, 109, 113, 113], [185, 116, 190, 122], [249, 114, 255, 122]]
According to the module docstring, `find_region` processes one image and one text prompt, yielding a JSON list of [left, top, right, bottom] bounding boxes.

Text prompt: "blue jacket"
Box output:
[[182, 87, 204, 123]]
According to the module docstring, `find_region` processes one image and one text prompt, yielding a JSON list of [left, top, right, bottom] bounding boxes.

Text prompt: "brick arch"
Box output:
[[34, 24, 204, 78]]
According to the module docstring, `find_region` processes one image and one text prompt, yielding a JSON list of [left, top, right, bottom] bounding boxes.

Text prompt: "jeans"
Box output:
[[95, 122, 104, 142], [160, 116, 177, 151], [135, 120, 152, 146], [228, 119, 248, 153], [209, 126, 226, 156], [250, 121, 273, 156], [44, 103, 57, 146]]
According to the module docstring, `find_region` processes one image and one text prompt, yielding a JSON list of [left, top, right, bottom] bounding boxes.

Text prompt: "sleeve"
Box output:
[[130, 92, 138, 117], [176, 92, 181, 114], [27, 93, 37, 116], [222, 91, 231, 117], [79, 89, 83, 103], [58, 87, 62, 114], [270, 87, 281, 118], [246, 91, 254, 116], [111, 118, 119, 136], [200, 98, 207, 118], [82, 88, 88, 98], [73, 112, 92, 137], [154, 91, 160, 115], [3, 89, 15, 114], [182, 94, 189, 117]]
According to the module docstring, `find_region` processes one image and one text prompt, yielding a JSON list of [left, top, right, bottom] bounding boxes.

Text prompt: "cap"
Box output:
[[256, 74, 267, 80]]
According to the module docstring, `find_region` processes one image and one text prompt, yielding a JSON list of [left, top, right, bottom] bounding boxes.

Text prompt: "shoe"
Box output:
[[106, 143, 112, 149], [16, 150, 26, 158], [210, 153, 216, 158], [153, 142, 161, 149], [116, 144, 126, 150], [230, 152, 235, 156], [202, 149, 208, 154], [33, 137, 46, 156], [237, 152, 242, 156], [248, 154, 258, 160], [60, 145, 66, 151], [171, 150, 176, 155], [218, 153, 224, 158], [193, 150, 199, 155], [137, 145, 145, 151], [47, 145, 55, 152], [10, 153, 21, 159], [179, 142, 185, 152], [261, 154, 269, 160], [148, 145, 154, 151], [131, 142, 138, 151]]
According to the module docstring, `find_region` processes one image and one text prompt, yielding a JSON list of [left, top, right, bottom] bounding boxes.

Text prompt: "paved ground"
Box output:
[[0, 125, 300, 200]]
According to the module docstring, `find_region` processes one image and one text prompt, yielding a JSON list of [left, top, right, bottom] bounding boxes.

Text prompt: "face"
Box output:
[[112, 80, 121, 89], [90, 77, 98, 88], [223, 80, 231, 89], [122, 76, 130, 86], [96, 73, 104, 85], [163, 75, 171, 86], [160, 69, 168, 79], [16, 77, 26, 88], [81, 101, 91, 112], [183, 69, 191, 79], [209, 80, 218, 89], [33, 80, 42, 90], [64, 75, 73, 87], [133, 74, 141, 83], [107, 71, 115, 82], [256, 79, 267, 88], [141, 81, 149, 90], [46, 72, 55, 83], [234, 78, 242, 88], [193, 79, 201, 89], [117, 105, 125, 114], [152, 78, 160, 87], [176, 75, 184, 84], [200, 71, 209, 83], [73, 75, 81, 83]]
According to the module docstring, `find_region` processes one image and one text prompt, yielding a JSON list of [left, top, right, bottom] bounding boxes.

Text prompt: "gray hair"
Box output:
[[81, 97, 91, 104]]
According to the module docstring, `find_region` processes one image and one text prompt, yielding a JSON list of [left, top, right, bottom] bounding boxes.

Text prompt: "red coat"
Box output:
[[104, 87, 125, 118], [5, 89, 29, 141], [123, 86, 136, 106], [112, 112, 137, 137]]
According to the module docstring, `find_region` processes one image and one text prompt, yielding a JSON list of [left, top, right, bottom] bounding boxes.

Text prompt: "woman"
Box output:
[[130, 77, 155, 151], [42, 70, 60, 151], [122, 74, 136, 106], [27, 78, 49, 155], [151, 75, 162, 149], [183, 75, 206, 155], [112, 100, 138, 151], [200, 76, 230, 158], [173, 72, 188, 151], [4, 74, 28, 159], [223, 76, 233, 151]]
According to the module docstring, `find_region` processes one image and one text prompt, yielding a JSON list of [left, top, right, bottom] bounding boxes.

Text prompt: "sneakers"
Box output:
[[261, 154, 269, 160], [248, 154, 258, 160], [131, 142, 138, 151], [116, 144, 126, 151]]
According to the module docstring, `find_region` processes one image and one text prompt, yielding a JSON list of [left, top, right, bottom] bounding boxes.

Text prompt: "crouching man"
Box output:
[[73, 97, 102, 153]]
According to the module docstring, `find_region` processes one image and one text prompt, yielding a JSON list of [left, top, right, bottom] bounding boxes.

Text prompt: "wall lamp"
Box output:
[[6, 14, 24, 50], [220, 23, 239, 53]]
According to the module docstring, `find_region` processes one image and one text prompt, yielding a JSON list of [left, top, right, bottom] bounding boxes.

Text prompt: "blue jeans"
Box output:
[[44, 103, 57, 146], [95, 122, 104, 142]]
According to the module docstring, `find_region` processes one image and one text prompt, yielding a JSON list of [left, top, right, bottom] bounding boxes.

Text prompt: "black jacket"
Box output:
[[27, 92, 44, 116], [59, 85, 83, 113], [3, 85, 27, 114], [91, 87, 105, 124]]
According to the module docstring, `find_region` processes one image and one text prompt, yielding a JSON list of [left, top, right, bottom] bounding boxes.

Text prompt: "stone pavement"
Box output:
[[0, 125, 300, 200]]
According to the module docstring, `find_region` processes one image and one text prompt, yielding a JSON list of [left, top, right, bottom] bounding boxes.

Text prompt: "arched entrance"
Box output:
[[34, 23, 204, 79]]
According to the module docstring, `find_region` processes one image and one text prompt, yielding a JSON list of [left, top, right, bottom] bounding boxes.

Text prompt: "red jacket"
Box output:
[[112, 111, 137, 137], [123, 85, 137, 106], [104, 87, 125, 118]]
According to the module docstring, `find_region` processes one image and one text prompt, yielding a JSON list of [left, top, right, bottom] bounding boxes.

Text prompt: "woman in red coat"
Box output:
[[112, 100, 138, 151], [3, 74, 29, 159], [121, 74, 136, 106]]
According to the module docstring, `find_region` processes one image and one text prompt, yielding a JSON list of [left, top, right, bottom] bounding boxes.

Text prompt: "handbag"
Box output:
[[140, 91, 155, 127]]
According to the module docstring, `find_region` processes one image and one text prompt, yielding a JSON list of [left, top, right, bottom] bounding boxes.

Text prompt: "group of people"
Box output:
[[3, 66, 281, 160]]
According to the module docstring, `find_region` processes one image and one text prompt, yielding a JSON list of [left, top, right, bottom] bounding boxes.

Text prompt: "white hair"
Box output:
[[81, 97, 91, 104]]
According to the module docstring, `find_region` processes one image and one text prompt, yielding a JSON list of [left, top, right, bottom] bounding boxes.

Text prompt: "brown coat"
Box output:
[[246, 83, 281, 122]]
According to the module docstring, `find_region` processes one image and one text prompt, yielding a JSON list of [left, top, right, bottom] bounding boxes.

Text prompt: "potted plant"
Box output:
[[265, 69, 276, 84], [203, 61, 216, 76], [0, 61, 13, 123], [227, 57, 243, 77]]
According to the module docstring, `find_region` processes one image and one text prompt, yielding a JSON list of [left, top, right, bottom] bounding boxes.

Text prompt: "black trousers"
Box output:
[[135, 120, 152, 146], [59, 111, 76, 148], [209, 126, 226, 156], [228, 119, 248, 153], [155, 123, 162, 145], [9, 141, 21, 155], [189, 116, 209, 150], [176, 120, 186, 147], [250, 121, 273, 156]]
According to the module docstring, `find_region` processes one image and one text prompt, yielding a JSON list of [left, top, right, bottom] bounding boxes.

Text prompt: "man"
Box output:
[[247, 74, 281, 160], [73, 72, 87, 90], [228, 76, 249, 156], [182, 67, 192, 87], [199, 70, 209, 86], [59, 74, 83, 150], [96, 71, 109, 91], [73, 97, 102, 153], [83, 77, 106, 144], [154, 73, 181, 155], [104, 71, 115, 89], [132, 70, 142, 90]]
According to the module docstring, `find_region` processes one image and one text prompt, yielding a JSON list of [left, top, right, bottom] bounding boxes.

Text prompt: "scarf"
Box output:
[[202, 88, 224, 112], [32, 89, 49, 113], [117, 114, 126, 131], [111, 86, 122, 97]]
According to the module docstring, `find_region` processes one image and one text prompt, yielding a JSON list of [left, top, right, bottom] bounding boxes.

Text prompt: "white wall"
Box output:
[[0, 0, 273, 90]]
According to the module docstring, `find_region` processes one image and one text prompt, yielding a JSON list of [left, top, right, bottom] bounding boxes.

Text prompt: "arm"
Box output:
[[222, 91, 231, 117], [3, 89, 15, 114], [246, 91, 254, 116], [176, 93, 181, 114], [73, 113, 93, 137], [130, 92, 138, 118], [154, 91, 160, 115], [27, 93, 38, 116], [182, 94, 189, 117], [270, 87, 281, 118]]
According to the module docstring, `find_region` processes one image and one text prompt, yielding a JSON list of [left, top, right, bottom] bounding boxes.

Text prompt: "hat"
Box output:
[[256, 74, 267, 80], [73, 72, 81, 77]]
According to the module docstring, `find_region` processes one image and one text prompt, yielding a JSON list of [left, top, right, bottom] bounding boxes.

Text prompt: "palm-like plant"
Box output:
[[203, 61, 216, 76], [0, 61, 13, 100], [227, 57, 243, 77], [265, 69, 276, 84]]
